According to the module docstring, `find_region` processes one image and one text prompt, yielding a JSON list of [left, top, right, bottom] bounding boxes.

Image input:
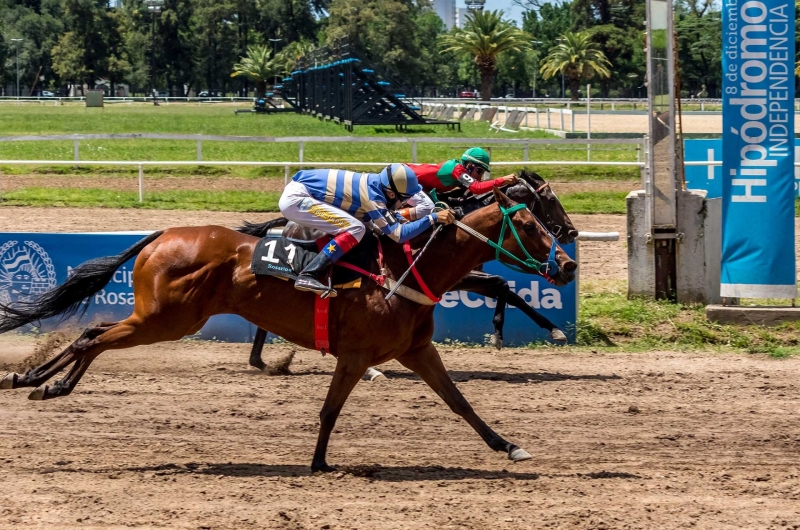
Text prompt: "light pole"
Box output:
[[144, 0, 164, 97], [530, 40, 542, 98], [556, 37, 566, 99], [11, 39, 22, 97], [268, 38, 283, 87]]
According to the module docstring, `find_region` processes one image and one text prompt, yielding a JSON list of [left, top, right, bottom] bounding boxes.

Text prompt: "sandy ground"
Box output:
[[2, 206, 800, 528], [492, 110, 800, 134], [1, 335, 799, 529]]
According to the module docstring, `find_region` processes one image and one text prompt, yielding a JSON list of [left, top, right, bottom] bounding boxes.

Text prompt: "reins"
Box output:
[[453, 203, 560, 279]]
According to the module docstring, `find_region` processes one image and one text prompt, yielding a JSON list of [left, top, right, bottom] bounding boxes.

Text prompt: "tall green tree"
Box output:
[[540, 30, 611, 100], [440, 9, 530, 101]]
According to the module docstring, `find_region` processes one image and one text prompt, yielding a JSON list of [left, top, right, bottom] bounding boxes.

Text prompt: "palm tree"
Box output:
[[275, 39, 317, 75], [231, 45, 279, 98], [540, 31, 611, 101], [440, 10, 531, 101]]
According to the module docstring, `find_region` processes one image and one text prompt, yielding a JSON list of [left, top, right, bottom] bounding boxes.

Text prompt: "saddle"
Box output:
[[251, 222, 376, 289]]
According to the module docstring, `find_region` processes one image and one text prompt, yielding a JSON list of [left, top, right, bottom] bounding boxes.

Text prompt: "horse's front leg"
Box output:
[[311, 355, 370, 472], [397, 343, 531, 462]]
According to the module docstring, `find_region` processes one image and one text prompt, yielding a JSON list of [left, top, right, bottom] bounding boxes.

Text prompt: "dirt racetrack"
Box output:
[[1, 207, 800, 529], [1, 335, 800, 529]]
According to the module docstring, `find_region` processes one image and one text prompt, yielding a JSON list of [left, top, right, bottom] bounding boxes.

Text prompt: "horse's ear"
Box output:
[[493, 186, 515, 208]]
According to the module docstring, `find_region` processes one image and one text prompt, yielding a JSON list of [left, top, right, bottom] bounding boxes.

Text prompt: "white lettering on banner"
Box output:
[[438, 281, 562, 310], [726, 0, 791, 204], [94, 289, 135, 305], [68, 265, 134, 288]]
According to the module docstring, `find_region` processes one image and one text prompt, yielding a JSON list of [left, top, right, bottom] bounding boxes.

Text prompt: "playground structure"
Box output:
[[279, 43, 460, 131]]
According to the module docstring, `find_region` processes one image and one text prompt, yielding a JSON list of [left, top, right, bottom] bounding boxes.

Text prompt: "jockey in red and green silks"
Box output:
[[400, 147, 518, 220]]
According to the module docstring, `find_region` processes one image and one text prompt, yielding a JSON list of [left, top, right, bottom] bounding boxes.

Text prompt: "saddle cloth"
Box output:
[[251, 228, 377, 289]]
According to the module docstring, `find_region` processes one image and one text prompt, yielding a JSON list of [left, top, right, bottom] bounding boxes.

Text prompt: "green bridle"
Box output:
[[454, 203, 560, 277]]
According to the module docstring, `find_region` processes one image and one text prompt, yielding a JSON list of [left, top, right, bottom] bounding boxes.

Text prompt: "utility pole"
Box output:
[[269, 38, 283, 87], [11, 39, 22, 97]]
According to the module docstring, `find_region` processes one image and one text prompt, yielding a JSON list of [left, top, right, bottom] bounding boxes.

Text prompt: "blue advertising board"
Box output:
[[685, 139, 800, 198], [721, 0, 796, 298], [0, 232, 576, 345]]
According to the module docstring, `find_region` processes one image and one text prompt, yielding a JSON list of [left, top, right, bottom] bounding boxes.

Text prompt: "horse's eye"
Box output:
[[523, 222, 539, 235]]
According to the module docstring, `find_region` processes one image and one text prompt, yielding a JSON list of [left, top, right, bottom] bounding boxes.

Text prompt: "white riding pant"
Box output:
[[278, 180, 367, 242]]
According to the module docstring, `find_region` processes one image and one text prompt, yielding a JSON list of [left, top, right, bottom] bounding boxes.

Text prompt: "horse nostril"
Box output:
[[563, 260, 578, 273], [567, 229, 579, 238]]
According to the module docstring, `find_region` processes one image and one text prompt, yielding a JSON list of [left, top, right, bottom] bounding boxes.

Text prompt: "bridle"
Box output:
[[453, 203, 560, 279]]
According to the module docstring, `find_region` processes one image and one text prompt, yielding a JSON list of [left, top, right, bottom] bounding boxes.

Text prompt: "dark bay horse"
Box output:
[[246, 170, 579, 371], [0, 188, 576, 472]]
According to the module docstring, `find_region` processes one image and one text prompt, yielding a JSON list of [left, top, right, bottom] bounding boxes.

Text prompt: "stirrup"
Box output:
[[294, 275, 337, 298]]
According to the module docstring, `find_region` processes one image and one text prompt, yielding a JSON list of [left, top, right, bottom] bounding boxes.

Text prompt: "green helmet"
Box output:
[[461, 147, 491, 172]]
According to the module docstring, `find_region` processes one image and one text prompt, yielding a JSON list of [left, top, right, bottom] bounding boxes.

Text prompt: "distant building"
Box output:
[[455, 7, 470, 28], [433, 0, 456, 29]]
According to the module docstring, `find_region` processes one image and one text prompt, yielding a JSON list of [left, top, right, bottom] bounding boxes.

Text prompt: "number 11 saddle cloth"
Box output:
[[251, 234, 375, 290]]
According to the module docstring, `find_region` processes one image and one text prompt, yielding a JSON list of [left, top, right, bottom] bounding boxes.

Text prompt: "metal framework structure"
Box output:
[[280, 43, 459, 131], [644, 0, 682, 300]]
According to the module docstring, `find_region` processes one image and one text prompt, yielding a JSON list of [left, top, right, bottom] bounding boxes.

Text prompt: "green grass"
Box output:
[[0, 105, 641, 182], [573, 280, 800, 356], [0, 187, 280, 211]]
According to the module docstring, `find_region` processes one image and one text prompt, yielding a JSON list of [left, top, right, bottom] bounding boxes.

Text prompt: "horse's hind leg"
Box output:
[[248, 328, 269, 371], [397, 343, 532, 462], [27, 314, 202, 401], [0, 323, 116, 390], [454, 272, 510, 349]]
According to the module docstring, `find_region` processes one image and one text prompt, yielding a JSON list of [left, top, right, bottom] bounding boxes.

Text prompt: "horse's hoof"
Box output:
[[28, 385, 49, 401], [311, 463, 337, 474], [550, 329, 567, 343], [508, 445, 532, 462], [249, 360, 267, 372], [0, 373, 17, 390], [490, 334, 503, 350], [362, 367, 386, 381]]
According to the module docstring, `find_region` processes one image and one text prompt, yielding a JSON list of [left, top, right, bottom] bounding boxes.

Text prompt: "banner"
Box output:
[[721, 0, 796, 298], [685, 138, 800, 198], [0, 232, 576, 345]]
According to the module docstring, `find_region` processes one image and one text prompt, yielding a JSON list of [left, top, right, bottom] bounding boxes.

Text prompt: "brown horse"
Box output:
[[246, 171, 579, 370], [0, 188, 576, 472]]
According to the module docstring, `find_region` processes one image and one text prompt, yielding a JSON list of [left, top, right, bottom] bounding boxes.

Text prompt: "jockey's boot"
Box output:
[[294, 251, 337, 298]]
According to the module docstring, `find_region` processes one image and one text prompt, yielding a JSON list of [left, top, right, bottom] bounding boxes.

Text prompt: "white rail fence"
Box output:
[[0, 134, 644, 163]]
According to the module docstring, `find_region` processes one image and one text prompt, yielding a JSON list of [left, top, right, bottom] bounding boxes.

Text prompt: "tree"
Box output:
[[274, 38, 316, 74], [539, 30, 611, 100], [439, 9, 531, 101], [51, 31, 88, 93], [231, 44, 278, 97]]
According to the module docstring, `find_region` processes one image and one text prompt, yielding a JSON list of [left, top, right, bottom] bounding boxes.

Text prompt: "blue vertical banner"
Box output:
[[722, 0, 796, 298]]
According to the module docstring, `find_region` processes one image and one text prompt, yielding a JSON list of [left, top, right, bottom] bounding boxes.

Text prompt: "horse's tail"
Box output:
[[236, 217, 288, 238], [0, 231, 163, 334]]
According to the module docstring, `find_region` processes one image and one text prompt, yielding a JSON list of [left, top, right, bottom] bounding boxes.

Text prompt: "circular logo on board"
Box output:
[[0, 240, 57, 306]]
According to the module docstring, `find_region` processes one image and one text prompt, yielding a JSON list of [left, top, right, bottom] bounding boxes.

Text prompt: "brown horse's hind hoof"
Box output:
[[0, 373, 17, 390], [508, 445, 532, 462], [28, 385, 49, 401], [311, 463, 337, 474]]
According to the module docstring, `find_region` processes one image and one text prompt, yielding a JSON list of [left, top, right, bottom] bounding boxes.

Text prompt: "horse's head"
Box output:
[[505, 170, 578, 245], [488, 187, 577, 286]]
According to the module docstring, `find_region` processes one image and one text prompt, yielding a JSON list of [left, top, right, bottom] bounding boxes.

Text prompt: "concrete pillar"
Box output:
[[626, 189, 720, 303], [626, 190, 655, 298]]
